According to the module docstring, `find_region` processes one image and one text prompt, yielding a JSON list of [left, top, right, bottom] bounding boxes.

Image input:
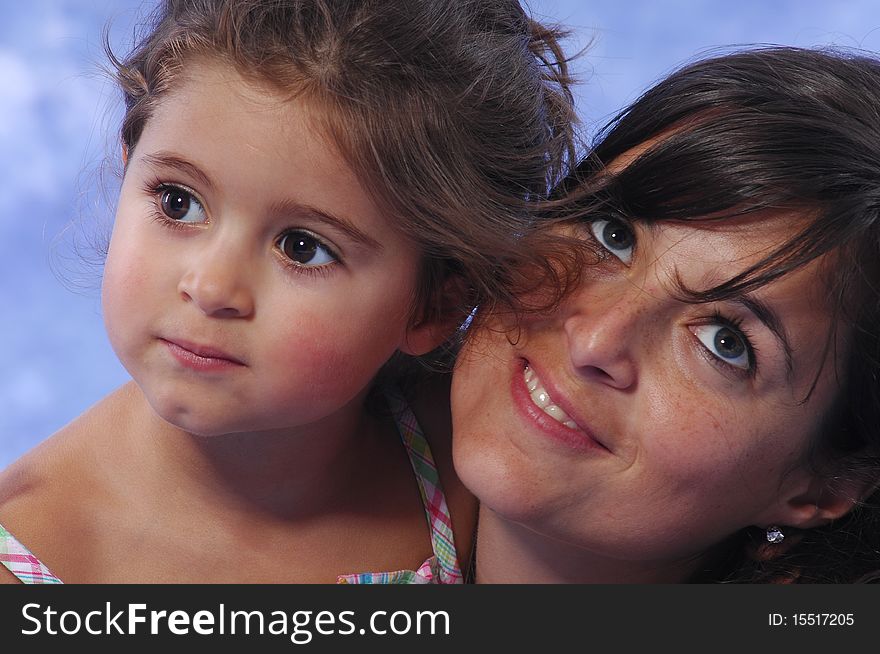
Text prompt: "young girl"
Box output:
[[452, 46, 880, 583], [0, 0, 577, 584]]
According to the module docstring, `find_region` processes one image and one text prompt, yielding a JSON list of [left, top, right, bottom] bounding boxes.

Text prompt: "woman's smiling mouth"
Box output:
[[524, 364, 579, 429], [513, 358, 611, 454]]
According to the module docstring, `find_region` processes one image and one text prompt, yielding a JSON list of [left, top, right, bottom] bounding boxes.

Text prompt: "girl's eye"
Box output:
[[691, 323, 751, 371], [159, 186, 206, 223], [590, 217, 635, 264], [277, 231, 337, 266]]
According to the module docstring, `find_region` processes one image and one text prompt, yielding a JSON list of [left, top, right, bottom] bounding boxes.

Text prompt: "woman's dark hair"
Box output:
[[560, 46, 880, 583]]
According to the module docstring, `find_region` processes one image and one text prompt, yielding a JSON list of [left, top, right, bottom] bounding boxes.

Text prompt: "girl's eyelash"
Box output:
[[142, 178, 341, 279], [143, 179, 205, 230], [705, 310, 760, 378], [150, 211, 190, 231], [277, 256, 335, 278], [275, 229, 341, 279]]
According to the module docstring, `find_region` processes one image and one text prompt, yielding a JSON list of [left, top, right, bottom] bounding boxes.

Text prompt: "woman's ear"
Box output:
[[121, 141, 129, 167], [773, 471, 874, 530]]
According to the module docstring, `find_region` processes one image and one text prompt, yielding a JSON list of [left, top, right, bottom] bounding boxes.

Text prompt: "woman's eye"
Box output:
[[590, 217, 635, 264], [278, 231, 337, 266], [159, 186, 206, 223], [692, 324, 751, 370]]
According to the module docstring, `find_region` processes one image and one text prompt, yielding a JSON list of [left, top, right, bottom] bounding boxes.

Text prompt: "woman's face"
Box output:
[[451, 190, 844, 572]]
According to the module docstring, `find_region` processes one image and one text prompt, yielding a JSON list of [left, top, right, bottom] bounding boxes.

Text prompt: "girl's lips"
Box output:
[[511, 357, 611, 453], [161, 338, 246, 370]]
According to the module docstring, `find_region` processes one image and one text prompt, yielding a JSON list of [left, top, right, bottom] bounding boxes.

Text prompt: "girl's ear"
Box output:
[[767, 470, 875, 530], [399, 315, 458, 357], [399, 275, 470, 356], [121, 142, 129, 167]]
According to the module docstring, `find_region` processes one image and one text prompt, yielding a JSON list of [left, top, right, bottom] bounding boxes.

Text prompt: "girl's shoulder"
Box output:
[[0, 385, 136, 583], [405, 371, 478, 571], [0, 429, 91, 583], [0, 445, 68, 584]]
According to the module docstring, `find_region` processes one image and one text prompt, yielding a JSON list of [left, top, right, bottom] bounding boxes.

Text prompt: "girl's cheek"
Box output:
[[270, 320, 396, 399]]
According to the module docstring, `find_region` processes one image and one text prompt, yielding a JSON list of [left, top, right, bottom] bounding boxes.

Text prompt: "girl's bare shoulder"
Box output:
[[0, 422, 94, 583], [0, 384, 137, 582]]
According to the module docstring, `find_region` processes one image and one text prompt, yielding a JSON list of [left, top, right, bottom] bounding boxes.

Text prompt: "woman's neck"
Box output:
[[473, 505, 704, 584]]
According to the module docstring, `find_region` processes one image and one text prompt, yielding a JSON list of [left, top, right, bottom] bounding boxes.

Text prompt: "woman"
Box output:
[[452, 46, 880, 583]]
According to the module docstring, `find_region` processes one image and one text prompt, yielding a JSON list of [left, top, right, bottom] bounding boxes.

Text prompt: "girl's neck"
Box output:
[[116, 381, 396, 521], [473, 505, 703, 584]]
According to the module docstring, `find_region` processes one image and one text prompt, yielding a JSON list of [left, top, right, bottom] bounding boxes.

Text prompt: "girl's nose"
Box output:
[[177, 246, 255, 318]]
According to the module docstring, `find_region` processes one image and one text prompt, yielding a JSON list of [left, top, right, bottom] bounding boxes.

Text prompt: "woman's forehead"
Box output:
[[655, 211, 808, 263]]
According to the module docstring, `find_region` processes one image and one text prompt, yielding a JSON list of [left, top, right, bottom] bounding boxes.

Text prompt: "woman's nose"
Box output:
[[562, 283, 647, 390], [177, 243, 255, 318]]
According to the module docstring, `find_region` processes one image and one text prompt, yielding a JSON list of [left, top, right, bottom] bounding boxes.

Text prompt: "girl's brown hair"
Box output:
[[107, 0, 580, 332]]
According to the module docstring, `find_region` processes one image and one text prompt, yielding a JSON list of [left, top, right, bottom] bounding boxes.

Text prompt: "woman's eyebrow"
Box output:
[[733, 293, 794, 380]]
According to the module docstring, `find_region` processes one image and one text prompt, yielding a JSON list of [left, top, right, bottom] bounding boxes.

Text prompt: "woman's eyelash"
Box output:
[[705, 310, 760, 377], [581, 213, 636, 265]]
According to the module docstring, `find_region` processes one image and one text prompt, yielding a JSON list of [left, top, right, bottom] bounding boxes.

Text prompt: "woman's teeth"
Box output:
[[524, 365, 578, 430]]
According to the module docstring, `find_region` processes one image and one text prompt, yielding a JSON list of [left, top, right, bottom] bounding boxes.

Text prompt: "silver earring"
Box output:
[[765, 526, 785, 544]]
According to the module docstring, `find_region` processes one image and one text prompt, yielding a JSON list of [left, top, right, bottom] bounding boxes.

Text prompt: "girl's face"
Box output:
[[452, 172, 845, 576], [103, 59, 438, 437]]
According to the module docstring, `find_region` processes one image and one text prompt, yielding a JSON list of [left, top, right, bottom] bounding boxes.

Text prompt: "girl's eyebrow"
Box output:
[[141, 151, 216, 192], [732, 293, 794, 380], [268, 199, 382, 250], [141, 150, 381, 249]]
